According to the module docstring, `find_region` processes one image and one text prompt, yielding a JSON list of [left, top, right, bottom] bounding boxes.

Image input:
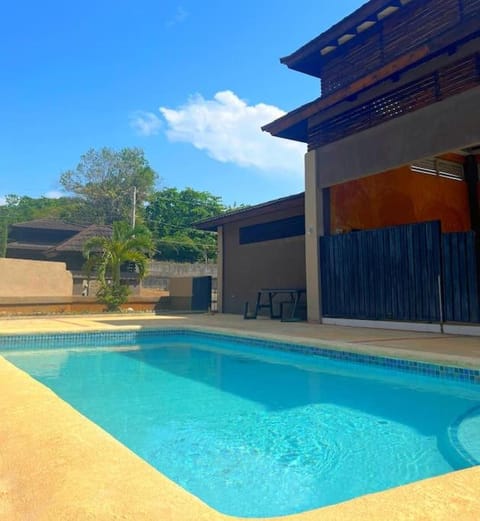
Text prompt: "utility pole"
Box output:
[[132, 186, 137, 229]]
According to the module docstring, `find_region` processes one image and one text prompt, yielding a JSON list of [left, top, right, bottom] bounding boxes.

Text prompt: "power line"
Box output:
[[144, 189, 247, 212], [145, 190, 226, 209], [147, 219, 216, 234], [154, 238, 215, 249]]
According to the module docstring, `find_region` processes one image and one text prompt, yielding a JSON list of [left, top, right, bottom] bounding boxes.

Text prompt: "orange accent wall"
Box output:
[[437, 152, 465, 163], [330, 166, 471, 233]]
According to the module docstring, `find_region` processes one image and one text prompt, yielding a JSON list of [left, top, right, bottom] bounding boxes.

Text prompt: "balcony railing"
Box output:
[[308, 53, 480, 150], [321, 0, 480, 96]]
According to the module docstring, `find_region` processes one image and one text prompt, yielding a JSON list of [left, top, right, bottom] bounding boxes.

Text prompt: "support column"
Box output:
[[216, 225, 224, 313], [305, 150, 325, 322], [464, 156, 480, 290], [464, 155, 480, 233]]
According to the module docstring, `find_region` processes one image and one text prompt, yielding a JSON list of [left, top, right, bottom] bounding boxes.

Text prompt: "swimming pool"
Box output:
[[2, 329, 480, 517]]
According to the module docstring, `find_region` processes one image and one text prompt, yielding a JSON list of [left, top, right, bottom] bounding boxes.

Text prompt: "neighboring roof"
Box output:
[[194, 192, 305, 232], [6, 242, 57, 251], [10, 219, 86, 232], [281, 0, 402, 77], [48, 225, 112, 254]]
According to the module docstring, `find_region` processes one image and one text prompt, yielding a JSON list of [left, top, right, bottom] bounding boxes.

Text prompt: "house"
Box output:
[[6, 220, 126, 295], [45, 224, 113, 271], [45, 224, 119, 295], [7, 219, 86, 261], [196, 193, 305, 314], [6, 220, 214, 301], [199, 0, 480, 325]]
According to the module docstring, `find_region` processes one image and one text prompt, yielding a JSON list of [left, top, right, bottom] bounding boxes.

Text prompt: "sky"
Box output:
[[0, 0, 365, 207]]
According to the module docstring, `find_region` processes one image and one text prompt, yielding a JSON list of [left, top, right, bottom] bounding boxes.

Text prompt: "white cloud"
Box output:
[[0, 195, 6, 206], [130, 111, 162, 136], [44, 190, 64, 199], [166, 5, 189, 27], [159, 90, 305, 178]]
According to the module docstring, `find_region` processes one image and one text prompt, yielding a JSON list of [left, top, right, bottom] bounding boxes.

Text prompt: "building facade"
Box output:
[[196, 193, 306, 314], [263, 0, 480, 323]]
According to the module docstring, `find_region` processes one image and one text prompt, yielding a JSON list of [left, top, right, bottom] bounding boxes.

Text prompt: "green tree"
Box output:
[[60, 147, 158, 225], [83, 221, 154, 311], [0, 194, 79, 224], [145, 187, 227, 263]]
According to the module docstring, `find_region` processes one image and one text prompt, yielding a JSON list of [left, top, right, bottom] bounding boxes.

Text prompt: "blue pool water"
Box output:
[[3, 331, 480, 517]]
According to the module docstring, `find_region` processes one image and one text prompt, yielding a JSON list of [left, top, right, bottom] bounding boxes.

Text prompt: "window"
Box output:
[[410, 158, 464, 181], [239, 215, 305, 245]]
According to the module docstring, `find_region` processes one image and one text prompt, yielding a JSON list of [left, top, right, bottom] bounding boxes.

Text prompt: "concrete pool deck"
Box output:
[[1, 312, 480, 520]]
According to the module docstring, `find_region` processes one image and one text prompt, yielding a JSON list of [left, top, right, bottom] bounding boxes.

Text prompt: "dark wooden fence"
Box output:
[[442, 231, 479, 322], [320, 221, 480, 323]]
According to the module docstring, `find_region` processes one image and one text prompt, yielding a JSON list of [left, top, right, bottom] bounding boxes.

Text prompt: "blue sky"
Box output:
[[1, 0, 364, 206]]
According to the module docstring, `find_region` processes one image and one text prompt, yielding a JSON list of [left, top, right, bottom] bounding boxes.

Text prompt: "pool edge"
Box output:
[[2, 325, 479, 383], [1, 325, 480, 520]]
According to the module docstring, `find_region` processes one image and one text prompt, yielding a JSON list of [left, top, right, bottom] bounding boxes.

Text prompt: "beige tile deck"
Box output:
[[1, 312, 480, 520], [3, 312, 479, 366]]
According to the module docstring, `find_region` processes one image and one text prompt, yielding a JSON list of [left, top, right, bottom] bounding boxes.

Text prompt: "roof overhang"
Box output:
[[6, 242, 56, 251], [46, 225, 113, 256], [9, 219, 86, 232], [194, 192, 305, 232], [264, 22, 480, 142], [281, 0, 411, 77]]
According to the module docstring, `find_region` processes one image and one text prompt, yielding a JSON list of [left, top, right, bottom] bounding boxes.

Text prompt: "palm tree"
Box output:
[[83, 221, 153, 311]]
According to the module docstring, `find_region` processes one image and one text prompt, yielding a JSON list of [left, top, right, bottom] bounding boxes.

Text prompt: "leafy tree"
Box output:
[[83, 221, 154, 311], [0, 194, 79, 224], [145, 187, 226, 262], [0, 183, 238, 266], [60, 147, 158, 225], [155, 234, 210, 263]]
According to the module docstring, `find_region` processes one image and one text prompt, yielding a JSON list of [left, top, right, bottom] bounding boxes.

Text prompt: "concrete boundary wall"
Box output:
[[0, 258, 73, 298], [147, 261, 217, 278]]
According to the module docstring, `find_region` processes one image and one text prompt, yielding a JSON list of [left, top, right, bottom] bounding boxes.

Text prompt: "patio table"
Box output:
[[253, 288, 306, 321]]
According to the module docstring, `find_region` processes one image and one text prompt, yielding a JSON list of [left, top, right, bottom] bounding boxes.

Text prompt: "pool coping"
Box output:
[[2, 320, 480, 520], [2, 326, 480, 385]]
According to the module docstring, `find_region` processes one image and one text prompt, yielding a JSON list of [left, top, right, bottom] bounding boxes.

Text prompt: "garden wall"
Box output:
[[0, 258, 73, 297]]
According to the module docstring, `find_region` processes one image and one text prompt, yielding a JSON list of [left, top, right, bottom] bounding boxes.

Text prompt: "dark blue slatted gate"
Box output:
[[442, 231, 479, 323], [320, 220, 479, 323], [320, 221, 479, 322]]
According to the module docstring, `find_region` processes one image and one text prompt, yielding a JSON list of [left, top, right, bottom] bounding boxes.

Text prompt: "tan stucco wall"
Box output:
[[222, 204, 306, 314], [0, 258, 73, 297], [169, 277, 193, 298]]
